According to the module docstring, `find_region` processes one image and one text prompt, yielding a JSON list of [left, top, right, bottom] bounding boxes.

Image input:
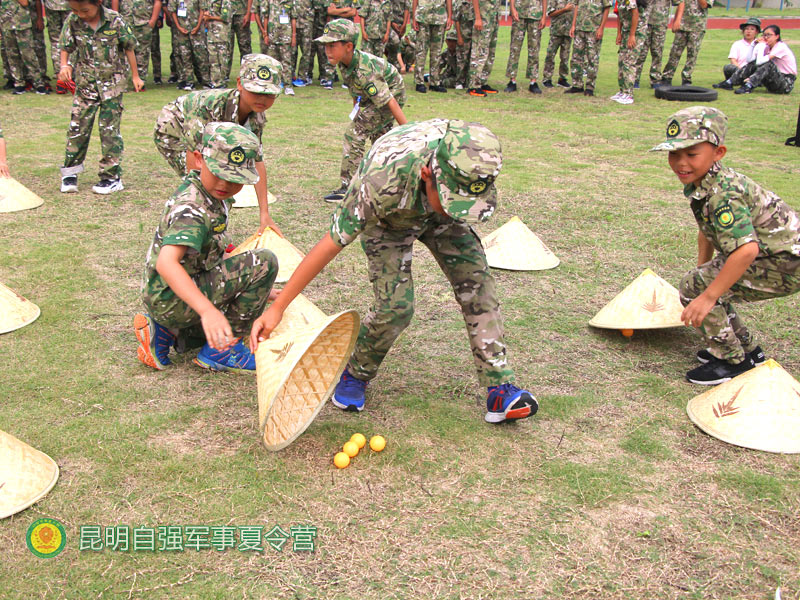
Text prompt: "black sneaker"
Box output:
[[3, 80, 14, 90], [529, 81, 541, 94], [12, 86, 26, 95], [713, 80, 733, 90], [481, 84, 498, 94], [323, 185, 347, 202], [168, 74, 179, 84], [734, 83, 754, 94], [542, 79, 553, 88], [429, 84, 446, 92], [686, 356, 755, 386], [468, 87, 487, 97], [321, 79, 333, 89], [564, 86, 583, 94], [557, 77, 570, 88], [696, 346, 766, 366], [60, 175, 78, 193], [504, 80, 517, 92], [681, 80, 691, 86], [153, 77, 163, 85], [415, 83, 427, 93], [583, 87, 594, 97]]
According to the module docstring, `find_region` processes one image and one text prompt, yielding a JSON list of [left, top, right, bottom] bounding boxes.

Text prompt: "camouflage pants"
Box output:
[[635, 19, 667, 84], [227, 13, 253, 77], [680, 254, 800, 363], [349, 216, 515, 387], [440, 54, 460, 87], [340, 101, 399, 186], [729, 60, 795, 94], [2, 41, 10, 80], [1, 26, 44, 87], [31, 19, 48, 76], [661, 28, 706, 85], [207, 21, 231, 87], [62, 91, 124, 180], [292, 14, 314, 82], [468, 15, 499, 89], [173, 28, 210, 85], [45, 9, 70, 73], [542, 33, 571, 81], [310, 8, 334, 81], [722, 63, 737, 80], [144, 248, 278, 342], [505, 18, 541, 81], [414, 23, 444, 86], [361, 36, 386, 58], [267, 42, 293, 86], [385, 26, 403, 71], [570, 29, 603, 89], [456, 17, 473, 87], [132, 24, 154, 82], [153, 101, 187, 175], [617, 11, 646, 94], [151, 24, 162, 80]]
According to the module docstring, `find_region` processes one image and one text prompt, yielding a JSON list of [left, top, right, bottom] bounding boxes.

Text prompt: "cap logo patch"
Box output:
[[469, 180, 488, 195], [714, 205, 735, 229], [213, 222, 227, 233], [365, 83, 378, 96], [228, 147, 246, 165], [256, 66, 271, 80], [323, 25, 330, 34], [667, 119, 680, 138]]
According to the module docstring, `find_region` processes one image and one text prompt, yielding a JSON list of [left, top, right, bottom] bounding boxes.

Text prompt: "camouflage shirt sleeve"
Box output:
[[161, 203, 211, 252], [116, 15, 137, 51], [706, 189, 757, 255], [329, 177, 374, 247], [59, 14, 76, 53], [361, 73, 392, 107]]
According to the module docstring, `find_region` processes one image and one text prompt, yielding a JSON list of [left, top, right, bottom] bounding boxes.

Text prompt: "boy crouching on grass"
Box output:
[[651, 106, 800, 385], [249, 119, 538, 424], [135, 122, 278, 373]]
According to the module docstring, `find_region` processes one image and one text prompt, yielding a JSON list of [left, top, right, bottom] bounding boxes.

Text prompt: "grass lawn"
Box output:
[[1, 25, 799, 599]]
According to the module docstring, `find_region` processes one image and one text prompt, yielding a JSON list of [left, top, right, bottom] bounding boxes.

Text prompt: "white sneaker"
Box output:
[[284, 86, 294, 96], [92, 178, 124, 194], [60, 175, 78, 193], [609, 91, 622, 101], [615, 93, 634, 105], [455, 83, 464, 90]]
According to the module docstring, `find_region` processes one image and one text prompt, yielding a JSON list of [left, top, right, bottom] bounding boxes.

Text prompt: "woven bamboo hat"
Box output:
[[256, 295, 359, 451], [0, 177, 45, 213], [232, 228, 305, 283], [687, 359, 800, 454], [481, 216, 559, 270], [232, 186, 276, 208], [0, 430, 59, 519], [589, 268, 684, 330], [0, 282, 41, 334]]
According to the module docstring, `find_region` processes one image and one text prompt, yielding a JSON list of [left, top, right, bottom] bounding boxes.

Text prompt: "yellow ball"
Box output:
[[333, 452, 350, 469], [369, 435, 386, 452], [343, 441, 360, 458], [350, 433, 367, 449]]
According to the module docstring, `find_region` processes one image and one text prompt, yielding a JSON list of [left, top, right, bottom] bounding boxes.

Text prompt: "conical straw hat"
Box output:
[[0, 282, 41, 334], [231, 186, 276, 208], [256, 298, 359, 451], [589, 268, 684, 330], [232, 229, 305, 284], [0, 430, 59, 519], [687, 359, 800, 454], [0, 177, 45, 213], [481, 216, 559, 270]]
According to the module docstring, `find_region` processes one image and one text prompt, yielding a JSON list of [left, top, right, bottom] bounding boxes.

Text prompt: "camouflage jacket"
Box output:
[[574, 0, 611, 31], [203, 0, 231, 22], [390, 0, 408, 24], [474, 0, 499, 24], [179, 88, 267, 160], [514, 0, 544, 21], [646, 0, 670, 28], [166, 0, 204, 29], [313, 0, 355, 18], [359, 0, 392, 39], [330, 119, 453, 247], [142, 171, 233, 304], [0, 0, 33, 30], [454, 0, 473, 22], [119, 0, 157, 26], [261, 0, 294, 41], [340, 48, 405, 107], [687, 163, 800, 269], [414, 0, 447, 25], [230, 0, 248, 15], [44, 0, 70, 12], [678, 0, 711, 31], [616, 0, 637, 11], [59, 8, 136, 100], [293, 0, 312, 21], [547, 0, 573, 36]]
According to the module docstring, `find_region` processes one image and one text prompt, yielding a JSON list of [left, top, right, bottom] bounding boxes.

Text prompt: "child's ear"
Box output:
[[714, 145, 727, 161]]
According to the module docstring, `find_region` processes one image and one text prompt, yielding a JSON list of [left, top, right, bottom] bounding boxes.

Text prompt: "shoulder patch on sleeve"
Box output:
[[365, 82, 378, 97], [714, 204, 735, 229]]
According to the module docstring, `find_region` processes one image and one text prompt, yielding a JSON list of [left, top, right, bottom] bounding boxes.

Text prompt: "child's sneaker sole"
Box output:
[[485, 395, 539, 424], [134, 313, 168, 370]]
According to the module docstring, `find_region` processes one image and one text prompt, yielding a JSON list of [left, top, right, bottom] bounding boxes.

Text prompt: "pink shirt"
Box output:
[[769, 41, 797, 76], [728, 38, 756, 67]]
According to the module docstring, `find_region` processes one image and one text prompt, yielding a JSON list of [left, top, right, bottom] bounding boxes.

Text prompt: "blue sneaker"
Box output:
[[292, 78, 306, 87], [485, 383, 538, 424], [193, 338, 255, 373], [134, 313, 175, 370], [331, 368, 367, 412]]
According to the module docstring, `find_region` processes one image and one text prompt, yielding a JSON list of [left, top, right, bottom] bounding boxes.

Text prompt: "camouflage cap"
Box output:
[[650, 106, 727, 152], [740, 17, 761, 31], [445, 29, 458, 42], [314, 18, 359, 44], [239, 54, 282, 94], [431, 120, 502, 223], [201, 122, 261, 185]]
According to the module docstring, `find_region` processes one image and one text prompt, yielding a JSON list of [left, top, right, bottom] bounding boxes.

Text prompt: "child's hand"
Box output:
[[616, 31, 621, 45], [627, 34, 635, 48], [511, 7, 519, 21], [258, 214, 283, 237], [132, 75, 144, 91], [594, 25, 603, 40], [0, 160, 9, 178], [241, 13, 250, 27], [249, 304, 285, 352], [681, 294, 716, 329], [58, 64, 73, 82], [201, 307, 235, 350], [538, 16, 546, 29], [412, 17, 419, 31]]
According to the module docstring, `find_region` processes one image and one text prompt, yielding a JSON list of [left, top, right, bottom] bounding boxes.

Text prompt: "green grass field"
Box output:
[[1, 26, 799, 599]]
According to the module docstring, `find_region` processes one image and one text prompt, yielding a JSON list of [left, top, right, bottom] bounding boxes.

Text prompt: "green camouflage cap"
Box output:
[[740, 17, 761, 31], [314, 18, 359, 44], [431, 120, 502, 223], [445, 29, 458, 41], [650, 106, 727, 152], [239, 53, 282, 94], [201, 122, 261, 185]]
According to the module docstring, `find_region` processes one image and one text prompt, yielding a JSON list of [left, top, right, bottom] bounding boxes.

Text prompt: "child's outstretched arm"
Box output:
[[249, 233, 342, 350], [255, 160, 283, 236], [681, 239, 759, 328], [627, 7, 638, 48], [387, 97, 407, 125], [0, 138, 9, 177], [157, 244, 235, 349]]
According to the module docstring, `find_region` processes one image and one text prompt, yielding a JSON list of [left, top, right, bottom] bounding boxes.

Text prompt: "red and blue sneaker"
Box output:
[[331, 368, 367, 412], [485, 383, 538, 424], [193, 338, 255, 373], [134, 313, 176, 370]]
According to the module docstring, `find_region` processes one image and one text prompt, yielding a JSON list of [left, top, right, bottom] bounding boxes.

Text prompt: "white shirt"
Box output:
[[728, 38, 757, 67]]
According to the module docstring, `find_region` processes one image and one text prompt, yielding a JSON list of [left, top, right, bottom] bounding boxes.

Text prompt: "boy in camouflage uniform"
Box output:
[[467, 0, 500, 96], [316, 19, 406, 202], [30, 0, 51, 82], [452, 0, 472, 89], [226, 0, 252, 78], [503, 0, 546, 94], [43, 0, 69, 75], [384, 0, 408, 72], [257, 0, 295, 94], [359, 0, 391, 58], [250, 119, 539, 424], [58, 0, 143, 194], [411, 0, 452, 93], [136, 122, 279, 373], [118, 0, 162, 85], [541, 0, 574, 88], [611, 0, 643, 105], [651, 106, 800, 385], [634, 0, 669, 87], [289, 0, 311, 85], [154, 53, 283, 235], [438, 29, 459, 87], [204, 0, 233, 88], [165, 0, 210, 89], [1, 0, 48, 93], [659, 0, 711, 87], [565, 0, 611, 96]]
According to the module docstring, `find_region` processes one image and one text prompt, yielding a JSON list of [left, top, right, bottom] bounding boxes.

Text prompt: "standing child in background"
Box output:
[[118, 0, 162, 88], [633, 0, 669, 88], [503, 0, 547, 94], [359, 0, 391, 58], [165, 0, 208, 90], [566, 0, 610, 96], [257, 0, 296, 95], [541, 0, 574, 88], [611, 0, 641, 105], [43, 0, 72, 80], [204, 0, 233, 89], [397, 27, 416, 73], [650, 106, 800, 385], [411, 0, 452, 93], [316, 19, 407, 202], [227, 0, 253, 79], [384, 0, 409, 72], [467, 0, 500, 96], [658, 0, 711, 87], [58, 0, 143, 195], [1, 0, 48, 94], [451, 0, 471, 90]]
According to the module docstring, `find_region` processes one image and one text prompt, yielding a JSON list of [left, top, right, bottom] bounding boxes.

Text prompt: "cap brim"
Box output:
[[650, 138, 706, 152], [431, 155, 496, 223], [204, 156, 260, 185], [314, 34, 343, 43], [241, 79, 282, 95]]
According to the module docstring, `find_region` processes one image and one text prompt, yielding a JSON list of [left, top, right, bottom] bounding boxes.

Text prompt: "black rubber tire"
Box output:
[[655, 85, 718, 102]]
